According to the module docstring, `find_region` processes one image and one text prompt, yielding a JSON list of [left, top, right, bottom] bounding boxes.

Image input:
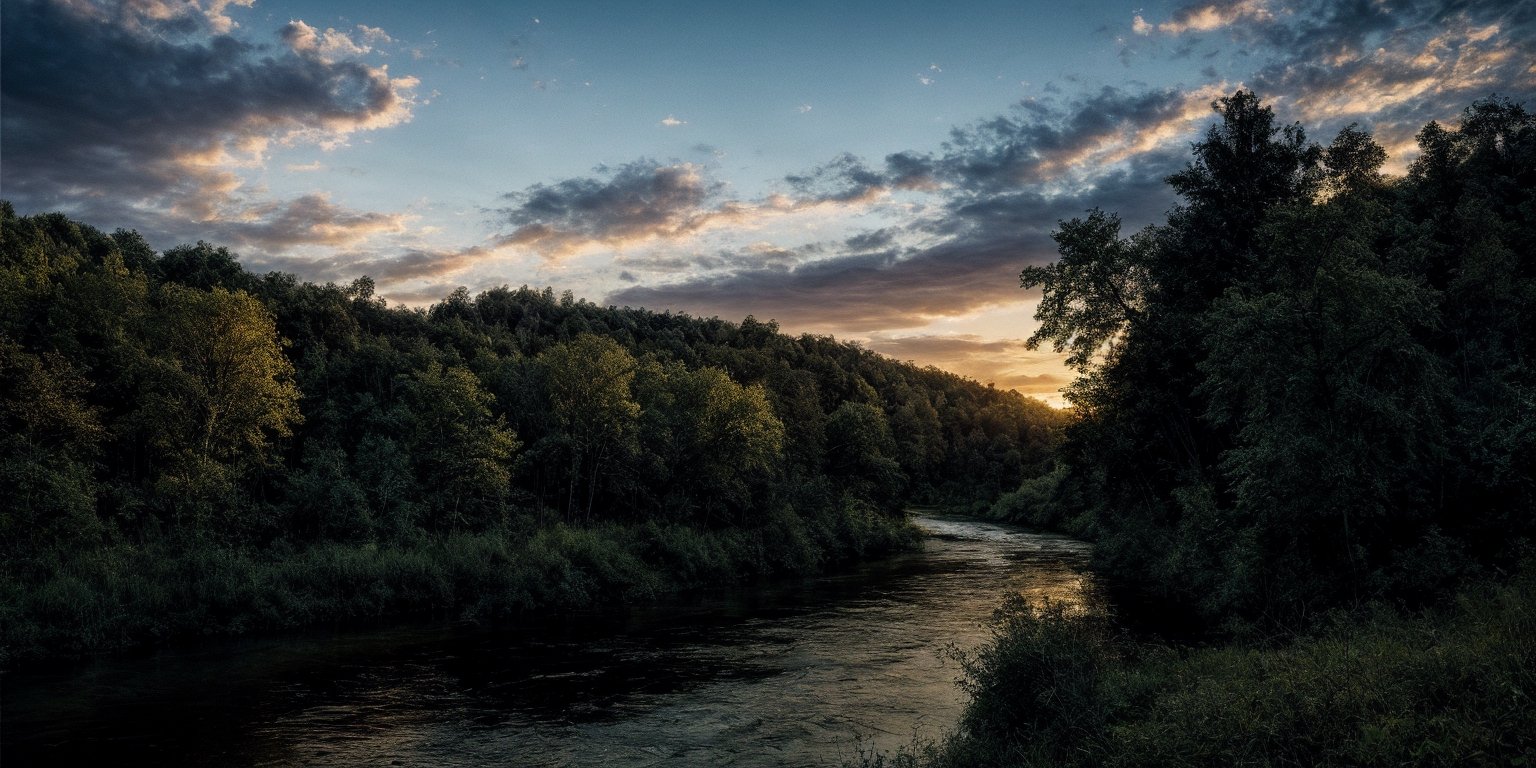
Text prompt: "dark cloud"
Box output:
[[1, 0, 415, 250], [779, 151, 938, 206], [884, 151, 939, 190], [1128, 0, 1535, 154], [785, 153, 888, 203], [604, 214, 1055, 333], [605, 95, 1188, 333], [376, 283, 463, 306], [497, 160, 724, 257], [205, 194, 408, 253], [606, 1, 1532, 337], [937, 86, 1207, 194], [844, 229, 898, 253]]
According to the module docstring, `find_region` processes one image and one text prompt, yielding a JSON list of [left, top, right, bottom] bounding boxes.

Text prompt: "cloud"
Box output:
[[496, 161, 722, 257], [936, 85, 1224, 194], [601, 210, 1054, 333], [1, 0, 416, 249], [47, 0, 256, 35], [1134, 0, 1273, 36], [785, 153, 889, 204], [205, 193, 410, 253], [1121, 0, 1534, 169], [861, 334, 1069, 395], [494, 156, 914, 260], [356, 24, 393, 45], [604, 87, 1193, 334], [248, 240, 496, 286], [1248, 3, 1536, 146], [602, 2, 1531, 374], [659, 115, 687, 127], [281, 19, 372, 62]]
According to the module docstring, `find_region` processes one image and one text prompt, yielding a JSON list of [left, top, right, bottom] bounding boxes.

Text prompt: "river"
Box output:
[[2, 514, 1094, 767]]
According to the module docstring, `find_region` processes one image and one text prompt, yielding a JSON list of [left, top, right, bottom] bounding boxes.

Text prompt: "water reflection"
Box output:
[[4, 515, 1094, 767]]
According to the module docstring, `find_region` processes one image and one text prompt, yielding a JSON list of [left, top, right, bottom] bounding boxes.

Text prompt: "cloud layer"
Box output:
[[1, 0, 417, 251]]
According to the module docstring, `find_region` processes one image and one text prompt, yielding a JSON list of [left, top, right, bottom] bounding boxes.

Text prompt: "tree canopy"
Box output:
[[1015, 92, 1535, 625]]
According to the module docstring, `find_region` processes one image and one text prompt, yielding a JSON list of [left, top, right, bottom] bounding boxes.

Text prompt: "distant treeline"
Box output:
[[896, 93, 1535, 767], [0, 203, 1064, 659]]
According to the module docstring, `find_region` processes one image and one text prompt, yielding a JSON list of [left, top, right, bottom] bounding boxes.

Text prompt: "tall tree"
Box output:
[[540, 334, 640, 519]]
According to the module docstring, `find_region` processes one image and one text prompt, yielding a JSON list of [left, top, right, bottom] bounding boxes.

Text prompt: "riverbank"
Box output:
[[1, 500, 919, 665], [857, 565, 1536, 768], [4, 514, 1091, 767]]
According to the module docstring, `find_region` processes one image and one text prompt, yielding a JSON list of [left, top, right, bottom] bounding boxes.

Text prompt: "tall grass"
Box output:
[[1, 499, 919, 663]]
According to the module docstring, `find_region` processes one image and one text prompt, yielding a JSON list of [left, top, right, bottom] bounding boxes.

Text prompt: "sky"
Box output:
[[3, 0, 1533, 405]]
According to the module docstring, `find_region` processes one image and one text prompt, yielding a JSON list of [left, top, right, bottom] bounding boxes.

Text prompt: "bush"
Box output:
[[859, 569, 1536, 768]]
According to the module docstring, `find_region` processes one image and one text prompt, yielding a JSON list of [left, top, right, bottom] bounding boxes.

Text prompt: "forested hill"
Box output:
[[0, 204, 1064, 659]]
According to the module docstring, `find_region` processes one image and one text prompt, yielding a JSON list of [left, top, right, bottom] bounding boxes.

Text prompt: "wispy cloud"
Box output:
[[1133, 0, 1273, 36], [248, 240, 497, 287], [492, 156, 914, 260], [604, 85, 1203, 333], [862, 334, 1069, 395], [659, 114, 687, 127], [207, 194, 410, 253]]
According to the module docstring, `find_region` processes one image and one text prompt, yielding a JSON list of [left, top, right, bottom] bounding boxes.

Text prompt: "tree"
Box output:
[[642, 364, 785, 523], [402, 363, 520, 529], [540, 334, 640, 519], [826, 401, 905, 511], [0, 337, 104, 553], [147, 284, 302, 464], [1021, 209, 1154, 372]]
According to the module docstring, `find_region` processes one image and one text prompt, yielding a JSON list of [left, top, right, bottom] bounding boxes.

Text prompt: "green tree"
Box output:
[[826, 401, 905, 511], [149, 284, 302, 464], [643, 364, 785, 523], [0, 338, 104, 554], [403, 363, 520, 529], [540, 334, 640, 520]]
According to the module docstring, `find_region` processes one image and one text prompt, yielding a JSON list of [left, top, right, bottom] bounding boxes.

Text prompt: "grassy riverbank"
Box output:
[[859, 567, 1535, 767], [2, 501, 918, 664]]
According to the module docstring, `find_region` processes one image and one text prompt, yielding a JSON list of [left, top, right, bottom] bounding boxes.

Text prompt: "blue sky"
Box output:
[[3, 0, 1532, 403]]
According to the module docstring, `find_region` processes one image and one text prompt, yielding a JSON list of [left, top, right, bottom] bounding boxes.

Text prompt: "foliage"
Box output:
[[0, 203, 1061, 659], [1008, 92, 1536, 626], [856, 570, 1536, 768]]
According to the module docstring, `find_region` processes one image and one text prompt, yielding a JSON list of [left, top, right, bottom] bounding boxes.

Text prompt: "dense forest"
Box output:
[[0, 208, 1064, 661], [891, 93, 1535, 765]]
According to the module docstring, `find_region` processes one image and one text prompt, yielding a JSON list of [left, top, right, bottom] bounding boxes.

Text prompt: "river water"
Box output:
[[3, 515, 1094, 767]]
